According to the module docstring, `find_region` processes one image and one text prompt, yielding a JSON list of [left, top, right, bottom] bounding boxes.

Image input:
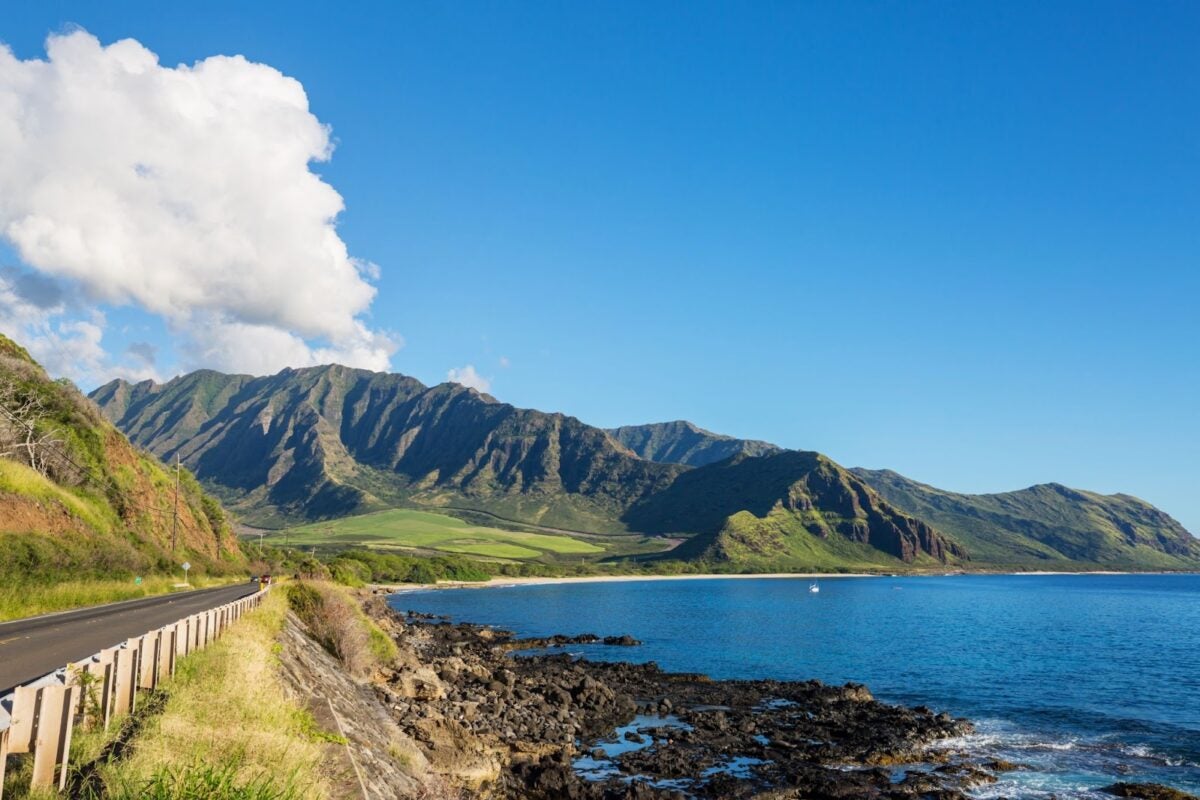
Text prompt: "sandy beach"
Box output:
[[376, 571, 880, 593], [374, 568, 1195, 594]]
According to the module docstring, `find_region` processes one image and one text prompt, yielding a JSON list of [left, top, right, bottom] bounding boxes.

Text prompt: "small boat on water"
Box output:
[[809, 581, 820, 593]]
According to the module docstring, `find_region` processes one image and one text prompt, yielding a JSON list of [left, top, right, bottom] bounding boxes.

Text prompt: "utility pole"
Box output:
[[171, 453, 180, 553]]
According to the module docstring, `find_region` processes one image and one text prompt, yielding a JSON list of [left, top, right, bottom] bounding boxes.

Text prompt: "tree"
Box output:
[[0, 377, 66, 478]]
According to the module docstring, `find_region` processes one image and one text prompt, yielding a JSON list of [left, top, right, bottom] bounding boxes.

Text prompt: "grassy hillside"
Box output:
[[0, 333, 244, 596], [675, 510, 946, 572], [625, 451, 967, 567], [853, 469, 1200, 569], [262, 507, 610, 561]]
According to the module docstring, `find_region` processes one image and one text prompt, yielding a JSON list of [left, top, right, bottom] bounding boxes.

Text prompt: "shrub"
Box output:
[[284, 581, 396, 677], [328, 557, 371, 587]]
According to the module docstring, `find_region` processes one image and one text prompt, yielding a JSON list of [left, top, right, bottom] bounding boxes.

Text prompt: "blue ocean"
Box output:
[[390, 574, 1200, 798]]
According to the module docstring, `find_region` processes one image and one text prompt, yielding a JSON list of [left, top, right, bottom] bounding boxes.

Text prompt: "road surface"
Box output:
[[0, 582, 260, 694]]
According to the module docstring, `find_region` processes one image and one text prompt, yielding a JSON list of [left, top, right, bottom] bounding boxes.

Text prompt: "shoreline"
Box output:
[[378, 571, 875, 593], [376, 568, 1193, 594], [371, 602, 988, 798]]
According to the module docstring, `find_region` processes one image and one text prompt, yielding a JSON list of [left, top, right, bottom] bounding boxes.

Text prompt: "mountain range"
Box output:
[[90, 365, 1200, 572]]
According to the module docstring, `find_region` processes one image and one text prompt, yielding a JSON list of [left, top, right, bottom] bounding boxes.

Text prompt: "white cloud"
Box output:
[[498, 355, 511, 368], [0, 30, 398, 377], [0, 272, 113, 382], [0, 271, 166, 384], [446, 364, 491, 393]]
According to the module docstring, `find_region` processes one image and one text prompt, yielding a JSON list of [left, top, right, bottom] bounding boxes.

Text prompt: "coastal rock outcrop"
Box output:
[[372, 607, 998, 798], [1104, 783, 1200, 800]]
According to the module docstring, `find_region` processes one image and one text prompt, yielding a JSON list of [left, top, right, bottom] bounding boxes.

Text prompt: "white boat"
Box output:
[[809, 581, 820, 593]]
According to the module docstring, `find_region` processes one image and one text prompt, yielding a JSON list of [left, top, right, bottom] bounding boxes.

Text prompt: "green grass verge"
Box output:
[[75, 591, 329, 799], [0, 575, 241, 622]]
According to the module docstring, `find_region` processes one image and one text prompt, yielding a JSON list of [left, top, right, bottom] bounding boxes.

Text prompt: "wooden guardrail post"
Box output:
[[137, 633, 158, 690], [72, 658, 106, 726], [158, 625, 175, 681], [0, 725, 10, 793], [95, 647, 118, 729], [29, 684, 77, 791], [113, 642, 141, 717], [175, 619, 188, 660], [8, 684, 38, 754]]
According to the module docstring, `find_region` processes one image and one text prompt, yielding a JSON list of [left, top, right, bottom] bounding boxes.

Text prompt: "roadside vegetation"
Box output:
[[70, 590, 329, 800], [283, 580, 397, 677], [0, 573, 240, 622], [0, 332, 247, 621]]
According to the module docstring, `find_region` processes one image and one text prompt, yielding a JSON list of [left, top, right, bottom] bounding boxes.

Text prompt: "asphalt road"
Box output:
[[0, 582, 260, 694]]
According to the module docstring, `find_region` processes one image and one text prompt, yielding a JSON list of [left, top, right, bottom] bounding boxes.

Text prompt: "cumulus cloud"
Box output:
[[0, 267, 166, 383], [446, 364, 491, 393], [0, 30, 398, 378], [0, 271, 115, 382]]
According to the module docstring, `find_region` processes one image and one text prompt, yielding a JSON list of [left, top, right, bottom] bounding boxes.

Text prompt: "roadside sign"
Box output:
[[182, 561, 191, 584]]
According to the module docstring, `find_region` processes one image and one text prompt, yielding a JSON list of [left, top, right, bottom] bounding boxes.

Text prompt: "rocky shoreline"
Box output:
[[366, 598, 1020, 799]]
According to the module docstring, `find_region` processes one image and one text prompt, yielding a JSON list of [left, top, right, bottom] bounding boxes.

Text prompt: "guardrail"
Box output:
[[0, 587, 267, 797]]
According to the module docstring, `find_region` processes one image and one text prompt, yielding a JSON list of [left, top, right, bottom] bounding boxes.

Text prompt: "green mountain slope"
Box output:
[[852, 468, 1200, 569], [0, 334, 244, 586], [91, 367, 963, 568], [607, 420, 780, 467], [94, 365, 686, 532], [600, 416, 1198, 570], [625, 452, 966, 568]]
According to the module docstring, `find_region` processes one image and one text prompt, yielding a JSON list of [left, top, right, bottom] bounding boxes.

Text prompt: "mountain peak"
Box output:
[[608, 420, 781, 468]]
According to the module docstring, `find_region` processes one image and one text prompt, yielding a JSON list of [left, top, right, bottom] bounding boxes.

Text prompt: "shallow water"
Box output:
[[390, 573, 1200, 797]]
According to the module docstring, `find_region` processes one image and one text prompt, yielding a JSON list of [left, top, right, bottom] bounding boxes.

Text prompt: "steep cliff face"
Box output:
[[624, 451, 967, 565], [853, 469, 1200, 568], [607, 421, 780, 467]]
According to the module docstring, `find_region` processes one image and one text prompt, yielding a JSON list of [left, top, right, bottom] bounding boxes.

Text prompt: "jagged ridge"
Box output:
[[92, 366, 963, 565], [607, 421, 780, 467], [852, 468, 1200, 568]]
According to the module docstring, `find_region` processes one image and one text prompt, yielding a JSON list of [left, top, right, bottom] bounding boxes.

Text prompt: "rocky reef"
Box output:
[[368, 599, 1010, 799]]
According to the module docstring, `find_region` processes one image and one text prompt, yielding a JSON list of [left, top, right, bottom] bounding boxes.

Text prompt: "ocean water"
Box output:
[[389, 574, 1200, 798]]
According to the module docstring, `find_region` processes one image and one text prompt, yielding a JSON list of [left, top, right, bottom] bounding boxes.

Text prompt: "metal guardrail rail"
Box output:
[[0, 587, 267, 796]]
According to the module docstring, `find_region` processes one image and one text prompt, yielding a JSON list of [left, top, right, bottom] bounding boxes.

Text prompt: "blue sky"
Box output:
[[2, 2, 1198, 531]]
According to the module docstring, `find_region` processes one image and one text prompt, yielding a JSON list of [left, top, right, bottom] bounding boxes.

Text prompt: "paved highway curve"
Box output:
[[0, 582, 260, 694]]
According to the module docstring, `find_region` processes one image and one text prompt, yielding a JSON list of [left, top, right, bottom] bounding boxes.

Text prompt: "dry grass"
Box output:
[[85, 590, 329, 799], [0, 574, 240, 622], [284, 580, 398, 678]]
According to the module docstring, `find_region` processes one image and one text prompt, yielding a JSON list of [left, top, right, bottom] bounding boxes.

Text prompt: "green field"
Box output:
[[261, 508, 606, 561]]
